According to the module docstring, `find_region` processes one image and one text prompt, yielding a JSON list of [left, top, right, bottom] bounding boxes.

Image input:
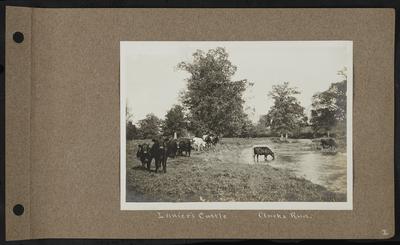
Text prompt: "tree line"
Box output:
[[127, 47, 347, 140]]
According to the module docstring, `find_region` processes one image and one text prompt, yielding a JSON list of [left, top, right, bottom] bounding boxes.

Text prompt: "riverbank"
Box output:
[[126, 138, 346, 202]]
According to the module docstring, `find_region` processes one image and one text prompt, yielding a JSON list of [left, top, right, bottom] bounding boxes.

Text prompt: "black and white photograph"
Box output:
[[120, 41, 352, 210]]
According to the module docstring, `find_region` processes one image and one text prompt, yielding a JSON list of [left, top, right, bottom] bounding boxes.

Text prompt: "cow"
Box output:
[[320, 138, 337, 150], [203, 134, 219, 147], [210, 135, 219, 145], [136, 143, 152, 167], [177, 138, 191, 157], [192, 137, 206, 151], [203, 135, 212, 148], [165, 138, 178, 158], [149, 139, 168, 173], [253, 145, 275, 162]]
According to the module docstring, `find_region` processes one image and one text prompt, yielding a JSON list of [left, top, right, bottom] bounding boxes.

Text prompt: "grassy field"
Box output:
[[126, 138, 346, 202]]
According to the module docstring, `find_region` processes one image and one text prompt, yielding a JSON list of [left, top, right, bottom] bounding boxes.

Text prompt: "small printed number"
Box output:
[[381, 229, 389, 236]]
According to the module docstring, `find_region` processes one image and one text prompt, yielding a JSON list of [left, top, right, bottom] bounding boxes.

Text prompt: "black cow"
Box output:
[[204, 134, 219, 147], [149, 139, 168, 173], [253, 145, 275, 162], [165, 139, 178, 158], [320, 138, 337, 150], [211, 135, 219, 145], [136, 143, 152, 168], [204, 135, 212, 148], [177, 138, 191, 156]]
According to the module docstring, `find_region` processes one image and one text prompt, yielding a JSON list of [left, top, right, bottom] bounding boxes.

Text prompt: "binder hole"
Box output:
[[13, 204, 24, 216], [13, 32, 24, 43]]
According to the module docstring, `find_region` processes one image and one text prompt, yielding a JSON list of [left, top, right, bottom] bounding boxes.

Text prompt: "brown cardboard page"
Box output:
[[6, 7, 395, 240]]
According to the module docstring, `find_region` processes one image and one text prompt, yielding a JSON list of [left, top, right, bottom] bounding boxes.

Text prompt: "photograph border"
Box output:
[[120, 41, 353, 210]]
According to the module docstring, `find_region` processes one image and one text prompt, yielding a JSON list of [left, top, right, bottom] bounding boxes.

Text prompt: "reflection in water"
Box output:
[[236, 139, 347, 193]]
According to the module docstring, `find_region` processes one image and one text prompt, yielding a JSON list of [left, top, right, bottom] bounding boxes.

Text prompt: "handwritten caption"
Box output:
[[257, 212, 312, 220], [156, 211, 227, 220], [155, 211, 312, 220]]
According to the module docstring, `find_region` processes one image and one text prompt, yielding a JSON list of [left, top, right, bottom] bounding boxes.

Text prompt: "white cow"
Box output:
[[192, 137, 206, 151]]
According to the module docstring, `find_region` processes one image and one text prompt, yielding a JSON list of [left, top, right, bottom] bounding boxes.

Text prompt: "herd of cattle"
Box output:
[[136, 134, 219, 173], [135, 136, 338, 173]]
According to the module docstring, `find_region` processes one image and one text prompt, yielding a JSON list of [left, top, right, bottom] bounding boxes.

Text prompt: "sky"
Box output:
[[121, 41, 352, 124]]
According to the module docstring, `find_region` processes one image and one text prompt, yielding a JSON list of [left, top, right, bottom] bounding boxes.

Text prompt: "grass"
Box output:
[[126, 138, 346, 202]]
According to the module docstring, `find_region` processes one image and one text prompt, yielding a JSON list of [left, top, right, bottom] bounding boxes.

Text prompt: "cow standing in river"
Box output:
[[320, 138, 337, 150], [253, 145, 275, 162]]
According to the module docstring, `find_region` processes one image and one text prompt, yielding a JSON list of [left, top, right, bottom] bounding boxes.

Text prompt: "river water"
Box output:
[[234, 139, 347, 193]]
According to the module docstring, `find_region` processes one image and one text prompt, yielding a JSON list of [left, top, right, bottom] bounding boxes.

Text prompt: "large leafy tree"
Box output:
[[177, 47, 252, 136], [310, 78, 347, 137], [265, 82, 307, 139], [137, 113, 162, 139], [162, 105, 187, 138]]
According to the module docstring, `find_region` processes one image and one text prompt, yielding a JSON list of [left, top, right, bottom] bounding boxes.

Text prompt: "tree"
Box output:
[[126, 121, 138, 140], [310, 80, 347, 137], [240, 118, 257, 138], [310, 68, 347, 137], [177, 47, 252, 136], [254, 114, 271, 137], [162, 105, 187, 138], [125, 105, 138, 140], [265, 82, 307, 139], [137, 114, 162, 139]]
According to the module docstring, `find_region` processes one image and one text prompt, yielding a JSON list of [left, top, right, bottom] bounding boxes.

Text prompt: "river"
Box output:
[[233, 139, 347, 193]]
